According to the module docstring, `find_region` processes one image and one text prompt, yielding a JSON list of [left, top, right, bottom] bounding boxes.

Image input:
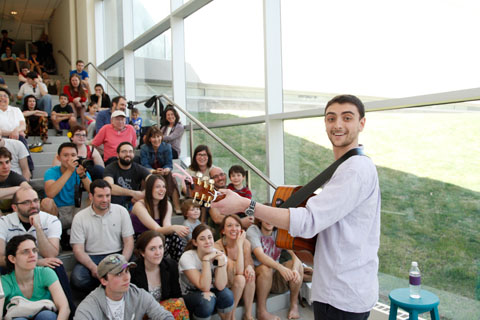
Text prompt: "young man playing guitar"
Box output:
[[212, 94, 381, 320]]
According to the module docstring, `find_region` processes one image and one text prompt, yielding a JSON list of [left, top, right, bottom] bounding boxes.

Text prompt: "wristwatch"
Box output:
[[245, 200, 256, 217]]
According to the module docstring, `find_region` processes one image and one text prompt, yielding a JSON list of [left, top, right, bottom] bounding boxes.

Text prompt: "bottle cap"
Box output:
[[412, 261, 418, 267]]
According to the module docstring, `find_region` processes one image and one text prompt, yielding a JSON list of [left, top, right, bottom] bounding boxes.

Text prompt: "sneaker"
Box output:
[[56, 130, 62, 136]]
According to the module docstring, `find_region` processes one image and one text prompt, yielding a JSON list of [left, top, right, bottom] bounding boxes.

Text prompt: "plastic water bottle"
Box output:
[[409, 261, 421, 299]]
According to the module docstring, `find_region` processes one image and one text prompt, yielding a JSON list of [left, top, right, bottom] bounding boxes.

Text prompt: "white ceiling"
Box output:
[[0, 0, 63, 41]]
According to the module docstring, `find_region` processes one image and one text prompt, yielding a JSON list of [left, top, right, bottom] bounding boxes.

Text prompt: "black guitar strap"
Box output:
[[279, 147, 365, 208]]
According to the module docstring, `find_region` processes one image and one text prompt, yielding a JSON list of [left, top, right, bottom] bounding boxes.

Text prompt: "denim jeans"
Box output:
[[70, 254, 108, 293], [184, 288, 234, 320], [14, 309, 57, 320]]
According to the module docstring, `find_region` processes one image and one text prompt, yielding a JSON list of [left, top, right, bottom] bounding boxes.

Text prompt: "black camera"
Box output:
[[76, 157, 94, 169], [74, 183, 82, 208]]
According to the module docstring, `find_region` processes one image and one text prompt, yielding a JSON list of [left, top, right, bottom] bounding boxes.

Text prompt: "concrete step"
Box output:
[[32, 164, 51, 179], [30, 151, 56, 165], [27, 135, 69, 144]]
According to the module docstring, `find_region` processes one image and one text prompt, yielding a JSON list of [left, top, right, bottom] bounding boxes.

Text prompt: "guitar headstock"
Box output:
[[185, 173, 225, 207]]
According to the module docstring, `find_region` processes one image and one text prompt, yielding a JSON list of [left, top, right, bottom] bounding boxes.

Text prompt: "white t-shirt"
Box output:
[[0, 106, 25, 132], [18, 82, 48, 100], [178, 250, 217, 295], [3, 138, 29, 175], [106, 296, 125, 320]]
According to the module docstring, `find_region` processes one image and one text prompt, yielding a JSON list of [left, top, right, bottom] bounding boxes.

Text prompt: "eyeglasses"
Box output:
[[74, 133, 87, 137], [211, 172, 226, 180], [196, 153, 208, 158], [15, 198, 40, 206], [0, 94, 9, 98]]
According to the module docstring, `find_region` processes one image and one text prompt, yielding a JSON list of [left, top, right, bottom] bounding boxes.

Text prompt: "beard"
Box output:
[[119, 157, 132, 166]]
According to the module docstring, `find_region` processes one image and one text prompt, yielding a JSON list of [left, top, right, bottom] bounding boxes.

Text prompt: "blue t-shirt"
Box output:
[[44, 166, 91, 207], [130, 117, 143, 135], [70, 69, 89, 80]]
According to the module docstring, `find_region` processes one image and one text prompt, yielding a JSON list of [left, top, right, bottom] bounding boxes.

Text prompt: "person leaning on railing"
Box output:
[[160, 106, 184, 160]]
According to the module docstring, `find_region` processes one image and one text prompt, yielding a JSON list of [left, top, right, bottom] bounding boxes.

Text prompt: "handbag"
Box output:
[[4, 296, 57, 320]]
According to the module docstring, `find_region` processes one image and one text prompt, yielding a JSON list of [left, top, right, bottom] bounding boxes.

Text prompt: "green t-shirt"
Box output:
[[1, 266, 58, 313]]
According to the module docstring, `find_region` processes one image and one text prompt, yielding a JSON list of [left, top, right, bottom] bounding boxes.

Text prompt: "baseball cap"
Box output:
[[97, 254, 136, 278], [111, 110, 126, 118]]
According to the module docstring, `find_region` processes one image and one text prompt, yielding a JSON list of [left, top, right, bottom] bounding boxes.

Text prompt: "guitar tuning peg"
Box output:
[[206, 195, 212, 203], [202, 176, 209, 181], [196, 173, 203, 185], [204, 202, 211, 208], [209, 179, 214, 184], [193, 192, 200, 204]]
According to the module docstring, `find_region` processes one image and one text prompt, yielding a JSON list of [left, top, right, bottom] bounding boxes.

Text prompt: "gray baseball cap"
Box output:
[[97, 254, 136, 278]]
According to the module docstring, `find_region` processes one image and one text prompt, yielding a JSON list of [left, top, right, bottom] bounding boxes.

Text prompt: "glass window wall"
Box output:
[[184, 0, 265, 122], [103, 0, 123, 58], [132, 0, 170, 38], [281, 0, 480, 112], [105, 59, 125, 97]]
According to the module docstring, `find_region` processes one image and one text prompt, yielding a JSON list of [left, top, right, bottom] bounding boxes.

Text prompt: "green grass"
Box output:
[[190, 110, 480, 301]]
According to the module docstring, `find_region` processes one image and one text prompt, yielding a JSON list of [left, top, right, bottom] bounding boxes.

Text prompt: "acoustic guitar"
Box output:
[[272, 186, 316, 255]]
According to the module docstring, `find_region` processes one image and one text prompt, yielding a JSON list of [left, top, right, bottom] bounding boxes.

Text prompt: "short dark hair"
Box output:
[[161, 105, 180, 127], [89, 179, 111, 194], [0, 87, 11, 97], [0, 147, 12, 160], [134, 230, 165, 259], [131, 108, 139, 115], [111, 96, 126, 109], [57, 142, 78, 155], [144, 126, 163, 147], [12, 186, 35, 205], [1, 30, 7, 34], [325, 94, 365, 119], [59, 93, 68, 99], [228, 165, 246, 178], [181, 199, 200, 219], [5, 234, 36, 273], [26, 72, 38, 80], [116, 141, 133, 154], [76, 60, 84, 65], [22, 95, 37, 111]]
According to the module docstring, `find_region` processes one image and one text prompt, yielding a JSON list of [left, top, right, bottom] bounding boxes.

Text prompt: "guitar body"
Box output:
[[273, 186, 317, 255]]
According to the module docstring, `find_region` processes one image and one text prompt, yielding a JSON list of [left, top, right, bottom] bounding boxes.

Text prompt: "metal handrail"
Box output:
[[84, 62, 122, 96], [57, 50, 71, 66], [159, 94, 278, 190]]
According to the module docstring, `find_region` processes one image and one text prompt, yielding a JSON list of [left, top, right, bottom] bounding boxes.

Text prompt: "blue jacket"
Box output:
[[140, 143, 173, 170]]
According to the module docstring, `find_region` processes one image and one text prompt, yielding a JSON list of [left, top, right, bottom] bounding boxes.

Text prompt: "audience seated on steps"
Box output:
[[246, 219, 303, 320], [0, 187, 76, 315], [85, 101, 98, 139], [178, 224, 234, 320], [89, 83, 111, 110], [52, 125, 104, 182], [17, 71, 53, 115], [42, 72, 61, 96], [181, 199, 201, 242], [22, 95, 49, 144], [0, 76, 7, 90], [226, 164, 254, 230], [103, 142, 149, 210], [74, 253, 174, 320], [0, 147, 30, 214], [64, 74, 88, 127], [0, 234, 70, 320], [95, 95, 128, 134], [214, 215, 256, 320], [70, 60, 91, 94], [41, 143, 92, 250], [33, 33, 57, 75], [130, 231, 189, 320], [140, 126, 181, 214], [69, 180, 134, 296], [0, 87, 34, 173], [0, 130, 31, 180], [0, 30, 15, 57], [160, 105, 184, 160], [1, 47, 16, 75], [51, 93, 77, 135], [18, 66, 30, 89], [16, 51, 29, 74], [29, 52, 44, 75], [130, 175, 187, 262], [92, 111, 137, 165]]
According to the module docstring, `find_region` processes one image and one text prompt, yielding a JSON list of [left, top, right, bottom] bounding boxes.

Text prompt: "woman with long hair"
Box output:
[[52, 125, 104, 181], [22, 94, 48, 143], [214, 215, 255, 320], [63, 73, 87, 126], [89, 83, 111, 110], [140, 126, 182, 214], [130, 231, 189, 320], [131, 175, 189, 261], [179, 224, 233, 320], [186, 145, 215, 178], [160, 106, 184, 160], [0, 234, 70, 320]]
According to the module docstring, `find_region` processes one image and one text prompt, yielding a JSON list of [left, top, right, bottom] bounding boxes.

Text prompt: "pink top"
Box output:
[[92, 124, 137, 161]]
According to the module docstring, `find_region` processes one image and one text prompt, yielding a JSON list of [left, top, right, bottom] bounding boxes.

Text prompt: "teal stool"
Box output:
[[388, 288, 440, 320]]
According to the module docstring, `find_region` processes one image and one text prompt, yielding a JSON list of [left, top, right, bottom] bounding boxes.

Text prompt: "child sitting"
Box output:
[[182, 199, 201, 241], [130, 108, 143, 137], [227, 165, 252, 199], [85, 101, 98, 139], [51, 93, 76, 135]]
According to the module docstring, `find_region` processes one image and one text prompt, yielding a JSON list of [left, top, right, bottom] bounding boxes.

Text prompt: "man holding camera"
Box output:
[[41, 142, 91, 249]]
